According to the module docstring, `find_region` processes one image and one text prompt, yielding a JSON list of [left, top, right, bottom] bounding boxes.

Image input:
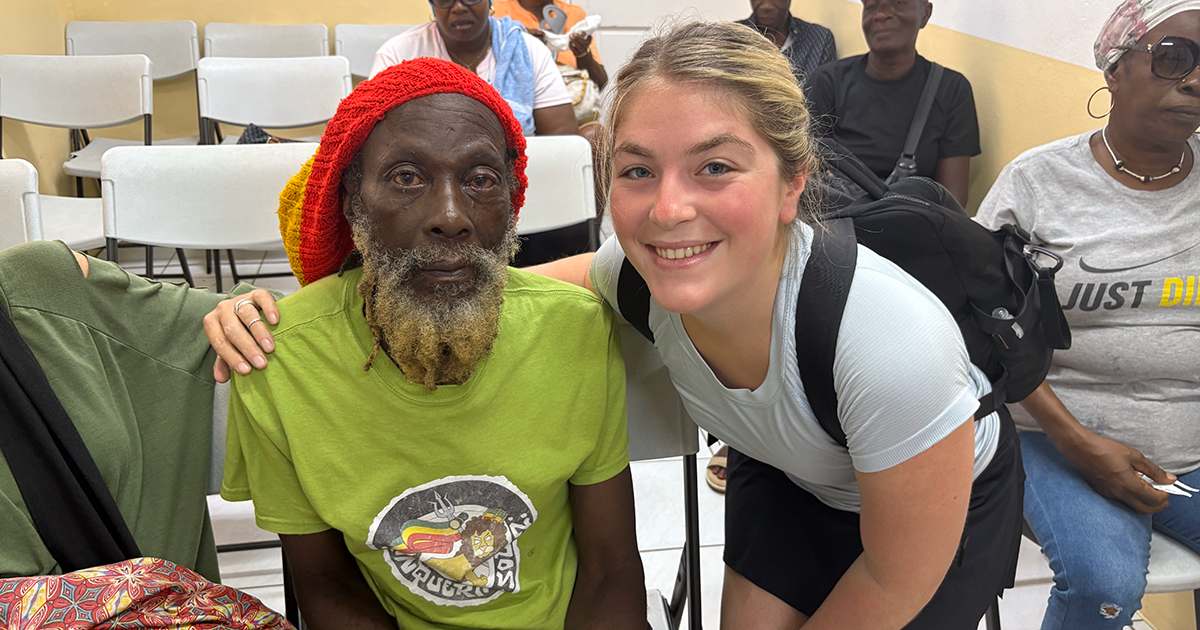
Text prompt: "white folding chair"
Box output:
[[623, 324, 702, 630], [0, 54, 152, 195], [67, 20, 199, 80], [195, 56, 350, 145], [333, 24, 416, 79], [515, 135, 598, 266], [0, 159, 38, 251], [100, 143, 318, 291], [203, 22, 329, 58], [64, 21, 203, 177]]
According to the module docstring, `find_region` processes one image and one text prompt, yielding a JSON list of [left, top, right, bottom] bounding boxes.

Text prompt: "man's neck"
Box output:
[[865, 49, 917, 80], [756, 15, 791, 48]]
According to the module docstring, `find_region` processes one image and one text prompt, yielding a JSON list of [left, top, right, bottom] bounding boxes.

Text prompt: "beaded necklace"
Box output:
[[1102, 126, 1185, 184]]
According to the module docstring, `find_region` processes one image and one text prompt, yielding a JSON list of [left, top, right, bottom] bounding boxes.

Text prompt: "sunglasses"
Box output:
[[430, 0, 486, 9], [1118, 35, 1200, 81]]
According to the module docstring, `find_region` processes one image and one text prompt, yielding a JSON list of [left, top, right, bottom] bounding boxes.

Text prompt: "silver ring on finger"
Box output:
[[247, 317, 262, 327], [234, 298, 255, 312]]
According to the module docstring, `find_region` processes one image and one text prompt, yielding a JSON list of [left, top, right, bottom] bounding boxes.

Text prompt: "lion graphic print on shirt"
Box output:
[[367, 475, 537, 606]]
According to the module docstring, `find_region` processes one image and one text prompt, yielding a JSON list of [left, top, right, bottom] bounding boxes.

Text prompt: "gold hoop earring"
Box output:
[[1087, 86, 1114, 119]]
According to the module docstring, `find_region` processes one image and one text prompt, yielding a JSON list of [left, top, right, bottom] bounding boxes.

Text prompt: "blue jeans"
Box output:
[[1022, 431, 1200, 629]]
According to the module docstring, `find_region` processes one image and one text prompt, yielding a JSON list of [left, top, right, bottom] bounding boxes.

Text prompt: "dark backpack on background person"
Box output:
[[616, 143, 1071, 447]]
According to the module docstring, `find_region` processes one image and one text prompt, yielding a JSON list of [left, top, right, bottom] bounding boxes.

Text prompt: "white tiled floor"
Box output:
[[211, 450, 1157, 629]]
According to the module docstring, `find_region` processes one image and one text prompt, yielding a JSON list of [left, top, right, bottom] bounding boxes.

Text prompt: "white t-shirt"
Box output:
[[370, 21, 571, 113], [590, 222, 999, 512], [975, 131, 1200, 474]]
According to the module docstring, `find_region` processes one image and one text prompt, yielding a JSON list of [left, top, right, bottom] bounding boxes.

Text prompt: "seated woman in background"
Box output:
[[492, 0, 608, 89], [807, 0, 978, 206], [974, 2, 1200, 627], [372, 0, 578, 136]]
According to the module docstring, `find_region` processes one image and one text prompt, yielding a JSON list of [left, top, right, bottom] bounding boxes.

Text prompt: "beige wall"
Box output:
[[1, 0, 75, 194]]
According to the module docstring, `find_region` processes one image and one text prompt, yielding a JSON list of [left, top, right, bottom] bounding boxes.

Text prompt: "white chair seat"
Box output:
[[64, 136, 202, 179], [218, 134, 321, 145], [38, 195, 104, 250], [646, 589, 672, 630], [1146, 531, 1200, 594]]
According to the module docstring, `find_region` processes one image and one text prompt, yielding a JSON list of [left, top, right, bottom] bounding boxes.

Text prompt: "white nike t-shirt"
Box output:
[[591, 222, 999, 512]]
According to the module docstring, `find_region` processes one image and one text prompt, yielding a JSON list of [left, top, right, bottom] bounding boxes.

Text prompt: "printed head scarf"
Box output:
[[1095, 0, 1200, 71], [277, 57, 528, 287]]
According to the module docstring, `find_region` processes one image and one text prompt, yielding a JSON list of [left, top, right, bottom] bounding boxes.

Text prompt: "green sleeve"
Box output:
[[221, 374, 330, 535], [569, 315, 630, 486]]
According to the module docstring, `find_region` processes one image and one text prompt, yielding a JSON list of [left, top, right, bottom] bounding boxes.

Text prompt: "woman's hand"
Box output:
[[1019, 380, 1173, 513], [1059, 431, 1173, 514], [203, 290, 280, 382]]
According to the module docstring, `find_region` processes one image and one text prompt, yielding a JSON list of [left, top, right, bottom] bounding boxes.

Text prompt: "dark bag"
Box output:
[[616, 146, 1072, 447], [0, 305, 141, 571]]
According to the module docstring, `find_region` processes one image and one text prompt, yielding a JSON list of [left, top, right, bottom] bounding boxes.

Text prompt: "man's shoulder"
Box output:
[[791, 16, 834, 40], [504, 268, 612, 324], [812, 54, 864, 81], [272, 270, 358, 339]]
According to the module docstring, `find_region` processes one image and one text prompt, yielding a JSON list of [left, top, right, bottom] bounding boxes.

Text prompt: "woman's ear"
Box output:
[[1105, 62, 1120, 94], [779, 172, 806, 224]]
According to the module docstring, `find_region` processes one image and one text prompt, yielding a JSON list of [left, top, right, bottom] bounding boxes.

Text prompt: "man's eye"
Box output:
[[471, 175, 496, 189], [394, 171, 423, 186]]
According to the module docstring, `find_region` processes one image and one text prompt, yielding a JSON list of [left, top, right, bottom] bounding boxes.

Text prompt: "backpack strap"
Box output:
[[886, 62, 945, 184], [617, 257, 655, 343], [795, 218, 858, 448], [0, 305, 141, 572]]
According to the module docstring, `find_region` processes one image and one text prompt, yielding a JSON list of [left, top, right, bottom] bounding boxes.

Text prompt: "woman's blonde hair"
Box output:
[[599, 20, 822, 223]]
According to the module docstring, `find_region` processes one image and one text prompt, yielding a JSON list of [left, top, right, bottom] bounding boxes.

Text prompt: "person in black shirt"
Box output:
[[808, 0, 979, 205], [737, 0, 836, 88]]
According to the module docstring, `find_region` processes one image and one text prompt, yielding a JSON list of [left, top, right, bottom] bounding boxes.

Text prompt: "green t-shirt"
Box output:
[[0, 241, 237, 580], [221, 266, 629, 629]]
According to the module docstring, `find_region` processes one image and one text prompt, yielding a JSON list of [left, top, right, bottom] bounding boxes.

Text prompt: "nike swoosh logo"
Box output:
[[1079, 240, 1200, 274]]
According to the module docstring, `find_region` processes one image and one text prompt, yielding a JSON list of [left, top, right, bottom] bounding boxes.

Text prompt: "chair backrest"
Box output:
[[100, 143, 318, 250], [0, 54, 152, 128], [621, 324, 699, 461], [0, 159, 39, 250], [204, 22, 329, 58], [333, 23, 416, 78], [195, 56, 350, 129], [519, 135, 595, 235], [66, 20, 199, 81]]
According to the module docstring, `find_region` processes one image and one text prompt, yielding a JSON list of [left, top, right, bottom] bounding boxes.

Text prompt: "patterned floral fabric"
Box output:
[[1094, 0, 1200, 70], [0, 557, 294, 630]]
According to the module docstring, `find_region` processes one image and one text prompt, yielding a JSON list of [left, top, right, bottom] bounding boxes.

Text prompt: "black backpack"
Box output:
[[616, 142, 1071, 447]]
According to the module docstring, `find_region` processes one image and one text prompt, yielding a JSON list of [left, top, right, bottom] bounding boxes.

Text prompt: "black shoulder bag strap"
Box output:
[[0, 305, 140, 572], [795, 218, 858, 448], [886, 62, 945, 184], [617, 257, 655, 344]]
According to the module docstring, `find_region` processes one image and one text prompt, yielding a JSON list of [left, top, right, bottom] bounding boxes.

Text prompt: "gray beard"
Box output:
[[349, 205, 519, 391]]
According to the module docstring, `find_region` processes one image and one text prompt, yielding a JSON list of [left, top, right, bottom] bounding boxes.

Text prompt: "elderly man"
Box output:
[[212, 58, 643, 630], [736, 0, 836, 87]]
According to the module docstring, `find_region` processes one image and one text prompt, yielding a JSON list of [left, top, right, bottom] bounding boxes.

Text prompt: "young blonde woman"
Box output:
[[207, 22, 1022, 629]]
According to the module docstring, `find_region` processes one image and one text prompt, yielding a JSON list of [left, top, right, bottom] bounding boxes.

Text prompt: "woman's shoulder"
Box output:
[[1007, 131, 1095, 171], [377, 21, 439, 60]]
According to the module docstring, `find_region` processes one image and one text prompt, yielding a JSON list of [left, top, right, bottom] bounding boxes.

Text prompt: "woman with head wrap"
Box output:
[[371, 0, 579, 136], [976, 1, 1200, 626]]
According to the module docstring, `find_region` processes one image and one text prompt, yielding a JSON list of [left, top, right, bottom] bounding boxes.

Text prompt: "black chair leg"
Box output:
[[226, 249, 241, 284], [206, 249, 213, 274], [985, 597, 1001, 630], [213, 249, 224, 293], [106, 238, 118, 263], [176, 249, 195, 287], [1193, 588, 1200, 629], [683, 453, 702, 630], [144, 245, 154, 279]]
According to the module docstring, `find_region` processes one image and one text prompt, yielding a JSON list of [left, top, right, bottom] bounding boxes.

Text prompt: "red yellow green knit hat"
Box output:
[[279, 57, 528, 287]]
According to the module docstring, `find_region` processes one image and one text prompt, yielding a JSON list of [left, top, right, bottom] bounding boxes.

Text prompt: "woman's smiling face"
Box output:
[[608, 81, 806, 316]]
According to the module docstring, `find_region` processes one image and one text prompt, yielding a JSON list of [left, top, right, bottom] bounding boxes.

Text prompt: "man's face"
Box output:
[[343, 93, 519, 390], [751, 0, 792, 29], [861, 0, 931, 56], [348, 93, 513, 299]]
